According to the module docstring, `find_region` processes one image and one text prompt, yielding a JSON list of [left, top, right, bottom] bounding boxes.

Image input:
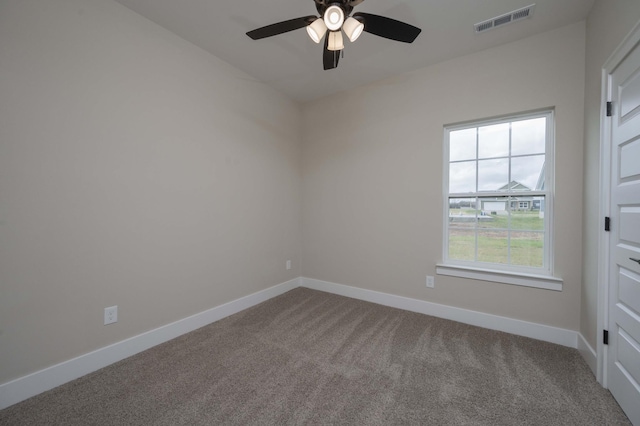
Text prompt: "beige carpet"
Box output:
[[0, 288, 630, 425]]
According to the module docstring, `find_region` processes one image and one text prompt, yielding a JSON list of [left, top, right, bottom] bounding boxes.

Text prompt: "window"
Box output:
[[439, 110, 561, 290]]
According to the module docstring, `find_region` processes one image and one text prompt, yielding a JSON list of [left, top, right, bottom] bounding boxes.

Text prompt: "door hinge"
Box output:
[[605, 216, 611, 232], [606, 102, 613, 117], [603, 330, 609, 345]]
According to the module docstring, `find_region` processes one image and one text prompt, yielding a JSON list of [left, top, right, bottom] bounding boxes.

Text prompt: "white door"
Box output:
[[607, 34, 640, 426]]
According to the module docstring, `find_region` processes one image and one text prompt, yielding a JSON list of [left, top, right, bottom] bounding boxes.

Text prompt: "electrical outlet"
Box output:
[[104, 306, 118, 325], [426, 276, 435, 289], [286, 260, 292, 270]]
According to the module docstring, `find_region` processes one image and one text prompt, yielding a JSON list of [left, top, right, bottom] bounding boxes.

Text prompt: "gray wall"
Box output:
[[301, 22, 586, 330], [0, 0, 302, 384], [581, 1, 640, 349]]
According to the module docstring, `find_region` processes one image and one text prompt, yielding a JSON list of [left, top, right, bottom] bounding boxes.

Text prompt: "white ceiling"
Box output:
[[113, 0, 594, 103]]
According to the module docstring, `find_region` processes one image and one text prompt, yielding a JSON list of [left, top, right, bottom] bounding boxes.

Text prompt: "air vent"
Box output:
[[475, 4, 536, 33], [493, 15, 512, 27], [512, 8, 532, 20], [476, 21, 494, 32]]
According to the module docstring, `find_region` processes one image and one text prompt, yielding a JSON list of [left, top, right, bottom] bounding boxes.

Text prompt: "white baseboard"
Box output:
[[578, 333, 598, 377], [1, 276, 583, 411], [301, 277, 578, 348], [0, 278, 300, 410]]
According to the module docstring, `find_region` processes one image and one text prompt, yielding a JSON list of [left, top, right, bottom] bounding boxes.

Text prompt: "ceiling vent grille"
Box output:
[[474, 4, 536, 33]]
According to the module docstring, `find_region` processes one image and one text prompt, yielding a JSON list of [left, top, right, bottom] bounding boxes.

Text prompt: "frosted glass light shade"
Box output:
[[306, 18, 327, 43], [327, 31, 344, 51], [324, 5, 344, 31], [343, 17, 364, 42]]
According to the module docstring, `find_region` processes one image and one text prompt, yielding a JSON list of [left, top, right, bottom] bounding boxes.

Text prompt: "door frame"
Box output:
[[597, 20, 640, 387]]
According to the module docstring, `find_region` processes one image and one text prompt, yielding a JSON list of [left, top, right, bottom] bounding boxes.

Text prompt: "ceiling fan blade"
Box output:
[[247, 16, 316, 40], [352, 12, 421, 43], [349, 0, 366, 6], [323, 36, 340, 70]]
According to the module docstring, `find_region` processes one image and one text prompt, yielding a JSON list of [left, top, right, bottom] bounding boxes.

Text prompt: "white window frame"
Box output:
[[437, 110, 562, 291]]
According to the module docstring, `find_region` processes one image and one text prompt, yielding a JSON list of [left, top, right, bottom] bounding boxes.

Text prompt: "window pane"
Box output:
[[510, 206, 544, 230], [478, 197, 508, 229], [477, 230, 508, 264], [511, 155, 545, 190], [510, 231, 544, 267], [478, 123, 509, 159], [478, 158, 508, 191], [533, 196, 545, 218], [450, 161, 476, 193], [450, 128, 476, 162], [448, 229, 475, 261], [512, 117, 545, 156], [449, 198, 477, 229]]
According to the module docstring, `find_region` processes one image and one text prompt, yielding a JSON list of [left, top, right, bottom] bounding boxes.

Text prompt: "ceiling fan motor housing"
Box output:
[[315, 0, 354, 18]]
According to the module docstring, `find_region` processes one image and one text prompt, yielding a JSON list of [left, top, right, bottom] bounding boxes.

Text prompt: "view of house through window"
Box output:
[[444, 110, 553, 274]]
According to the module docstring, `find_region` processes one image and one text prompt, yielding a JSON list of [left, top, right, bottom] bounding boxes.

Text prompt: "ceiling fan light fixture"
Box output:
[[306, 18, 327, 43], [327, 30, 344, 51], [324, 5, 345, 31], [246, 1, 422, 71], [343, 17, 364, 42]]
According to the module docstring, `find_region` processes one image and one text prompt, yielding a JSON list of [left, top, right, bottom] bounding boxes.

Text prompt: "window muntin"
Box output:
[[444, 111, 553, 275]]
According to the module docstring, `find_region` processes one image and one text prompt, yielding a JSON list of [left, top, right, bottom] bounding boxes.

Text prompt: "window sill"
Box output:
[[436, 264, 563, 291]]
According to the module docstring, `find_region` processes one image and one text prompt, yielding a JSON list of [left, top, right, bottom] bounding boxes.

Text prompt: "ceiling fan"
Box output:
[[246, 0, 421, 70]]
